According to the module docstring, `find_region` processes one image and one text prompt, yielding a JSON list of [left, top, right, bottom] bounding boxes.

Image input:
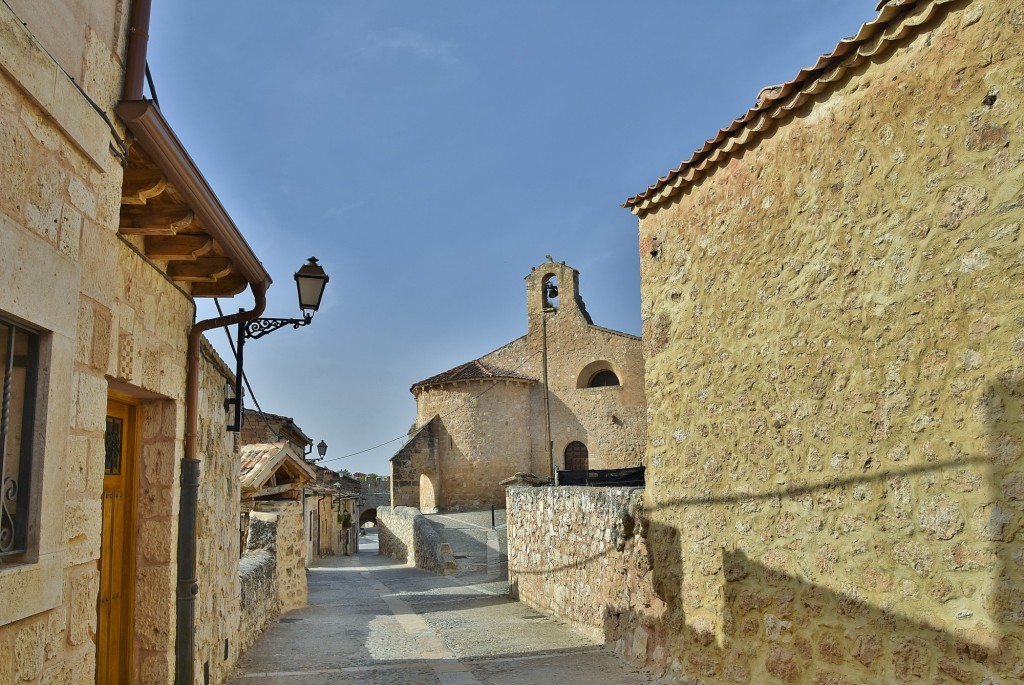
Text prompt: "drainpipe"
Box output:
[[123, 0, 152, 101], [177, 281, 267, 685]]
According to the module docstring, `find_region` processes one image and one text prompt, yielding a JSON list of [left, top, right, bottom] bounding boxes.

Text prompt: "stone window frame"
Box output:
[[576, 360, 622, 389], [0, 221, 77, 626]]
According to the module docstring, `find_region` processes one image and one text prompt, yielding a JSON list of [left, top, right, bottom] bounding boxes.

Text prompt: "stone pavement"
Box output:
[[227, 532, 658, 685]]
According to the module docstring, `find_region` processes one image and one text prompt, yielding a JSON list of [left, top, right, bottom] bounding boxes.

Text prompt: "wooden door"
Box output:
[[97, 398, 137, 684]]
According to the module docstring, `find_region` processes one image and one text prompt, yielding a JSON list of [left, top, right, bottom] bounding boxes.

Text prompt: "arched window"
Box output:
[[576, 361, 621, 389], [588, 369, 619, 387], [564, 441, 589, 471]]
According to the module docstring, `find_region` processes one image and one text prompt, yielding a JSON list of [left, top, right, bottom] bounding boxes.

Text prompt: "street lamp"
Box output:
[[226, 257, 330, 431], [316, 440, 328, 461]]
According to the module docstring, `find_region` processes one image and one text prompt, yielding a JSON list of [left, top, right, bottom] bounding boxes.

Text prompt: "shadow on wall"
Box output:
[[594, 445, 1022, 683]]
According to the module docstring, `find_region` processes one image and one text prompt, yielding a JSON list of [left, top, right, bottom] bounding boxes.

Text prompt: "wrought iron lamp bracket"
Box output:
[[243, 313, 313, 340], [226, 312, 315, 432]]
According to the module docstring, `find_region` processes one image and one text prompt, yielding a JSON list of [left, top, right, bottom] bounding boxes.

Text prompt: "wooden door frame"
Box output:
[[98, 395, 140, 684]]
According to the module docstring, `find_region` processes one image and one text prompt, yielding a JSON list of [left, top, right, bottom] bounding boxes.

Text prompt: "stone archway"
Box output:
[[420, 472, 438, 513], [359, 508, 376, 526]]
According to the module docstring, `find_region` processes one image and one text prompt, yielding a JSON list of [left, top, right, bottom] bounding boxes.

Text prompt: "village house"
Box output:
[[237, 408, 356, 562], [509, 0, 1023, 682], [0, 1, 306, 683], [391, 258, 646, 511]]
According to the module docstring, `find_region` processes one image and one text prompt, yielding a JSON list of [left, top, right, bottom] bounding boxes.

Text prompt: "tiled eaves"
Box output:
[[624, 0, 960, 217], [411, 359, 538, 394]]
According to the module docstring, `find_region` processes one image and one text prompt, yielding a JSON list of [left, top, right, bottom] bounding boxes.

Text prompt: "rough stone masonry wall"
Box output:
[[194, 341, 242, 684], [636, 1, 1024, 683], [506, 487, 665, 667], [237, 513, 281, 655], [253, 500, 307, 612], [377, 506, 457, 574], [415, 382, 532, 510]]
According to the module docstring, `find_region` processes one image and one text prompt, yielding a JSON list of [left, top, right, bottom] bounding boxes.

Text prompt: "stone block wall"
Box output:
[[634, 1, 1024, 682], [506, 487, 666, 668], [253, 501, 307, 612], [194, 341, 243, 683], [391, 420, 439, 509], [415, 382, 533, 510], [377, 506, 457, 574], [237, 514, 280, 655]]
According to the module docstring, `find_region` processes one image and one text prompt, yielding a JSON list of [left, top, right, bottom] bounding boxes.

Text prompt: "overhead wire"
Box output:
[[213, 299, 283, 442], [318, 348, 543, 465], [210, 305, 544, 466]]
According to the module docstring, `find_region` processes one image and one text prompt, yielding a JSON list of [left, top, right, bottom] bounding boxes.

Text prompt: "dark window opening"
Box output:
[[564, 441, 589, 471], [589, 370, 619, 387], [0, 317, 39, 558]]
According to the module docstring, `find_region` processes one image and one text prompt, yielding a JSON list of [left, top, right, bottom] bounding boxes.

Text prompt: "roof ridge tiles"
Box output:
[[624, 0, 953, 216]]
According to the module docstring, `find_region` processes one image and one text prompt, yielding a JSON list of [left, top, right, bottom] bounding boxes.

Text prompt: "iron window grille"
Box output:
[[0, 317, 39, 558]]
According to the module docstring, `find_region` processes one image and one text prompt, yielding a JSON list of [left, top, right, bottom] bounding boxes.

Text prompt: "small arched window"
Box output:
[[564, 441, 589, 470], [588, 370, 619, 387]]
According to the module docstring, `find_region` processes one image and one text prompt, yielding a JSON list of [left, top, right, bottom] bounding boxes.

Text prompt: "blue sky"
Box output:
[[147, 1, 879, 474]]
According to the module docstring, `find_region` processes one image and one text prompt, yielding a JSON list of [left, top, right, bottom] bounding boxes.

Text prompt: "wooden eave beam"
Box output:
[[143, 235, 215, 260], [167, 258, 234, 283], [121, 168, 166, 205], [116, 100, 272, 293], [120, 206, 195, 235]]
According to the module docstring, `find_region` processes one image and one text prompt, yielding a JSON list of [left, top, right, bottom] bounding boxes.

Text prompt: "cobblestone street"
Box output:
[[227, 533, 657, 685]]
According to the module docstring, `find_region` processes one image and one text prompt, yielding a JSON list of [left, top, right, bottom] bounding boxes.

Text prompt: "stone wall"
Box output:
[[237, 514, 280, 655], [634, 1, 1024, 682], [377, 506, 457, 574], [253, 501, 307, 612], [391, 419, 439, 509], [194, 341, 243, 683], [414, 382, 532, 510], [506, 487, 665, 667]]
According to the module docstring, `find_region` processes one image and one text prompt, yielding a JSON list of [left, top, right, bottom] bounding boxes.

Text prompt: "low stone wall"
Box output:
[[506, 486, 666, 671], [252, 501, 307, 612], [237, 514, 280, 655], [377, 506, 457, 574]]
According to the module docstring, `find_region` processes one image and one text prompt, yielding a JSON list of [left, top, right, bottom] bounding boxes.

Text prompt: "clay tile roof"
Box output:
[[239, 441, 316, 491], [411, 360, 537, 393], [624, 0, 957, 216]]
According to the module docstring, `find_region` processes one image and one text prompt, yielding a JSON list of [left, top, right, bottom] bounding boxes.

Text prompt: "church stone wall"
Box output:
[[415, 382, 532, 510], [635, 1, 1024, 682]]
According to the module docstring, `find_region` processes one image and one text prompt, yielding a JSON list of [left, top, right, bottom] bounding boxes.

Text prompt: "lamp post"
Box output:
[[226, 257, 330, 431]]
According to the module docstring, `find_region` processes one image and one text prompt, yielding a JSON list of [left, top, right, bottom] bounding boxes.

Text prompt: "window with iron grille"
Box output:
[[0, 317, 39, 558]]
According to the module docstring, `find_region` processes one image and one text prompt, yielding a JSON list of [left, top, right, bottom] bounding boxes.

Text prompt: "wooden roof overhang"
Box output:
[[116, 100, 271, 297]]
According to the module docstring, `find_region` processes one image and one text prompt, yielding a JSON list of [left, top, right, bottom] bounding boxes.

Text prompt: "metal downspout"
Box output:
[[177, 281, 268, 685], [123, 0, 152, 101]]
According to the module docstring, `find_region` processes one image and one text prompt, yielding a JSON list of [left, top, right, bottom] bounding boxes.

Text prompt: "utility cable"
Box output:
[[213, 299, 283, 442], [319, 349, 543, 464]]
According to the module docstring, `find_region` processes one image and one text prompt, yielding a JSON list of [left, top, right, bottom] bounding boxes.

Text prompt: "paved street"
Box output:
[[228, 532, 657, 685]]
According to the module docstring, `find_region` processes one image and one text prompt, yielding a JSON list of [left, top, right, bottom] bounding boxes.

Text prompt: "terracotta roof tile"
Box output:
[[411, 360, 537, 393], [624, 0, 958, 216]]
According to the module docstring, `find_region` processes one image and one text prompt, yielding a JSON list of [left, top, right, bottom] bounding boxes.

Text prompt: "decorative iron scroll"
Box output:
[[0, 477, 16, 553], [243, 315, 312, 340]]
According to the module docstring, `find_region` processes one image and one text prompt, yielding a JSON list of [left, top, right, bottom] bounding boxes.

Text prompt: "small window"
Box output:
[[0, 317, 39, 558], [588, 370, 619, 387], [564, 441, 589, 471]]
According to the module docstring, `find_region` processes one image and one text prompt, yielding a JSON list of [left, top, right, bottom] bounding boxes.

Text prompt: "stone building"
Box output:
[[0, 2, 283, 683], [391, 259, 645, 511], [623, 0, 1024, 681]]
